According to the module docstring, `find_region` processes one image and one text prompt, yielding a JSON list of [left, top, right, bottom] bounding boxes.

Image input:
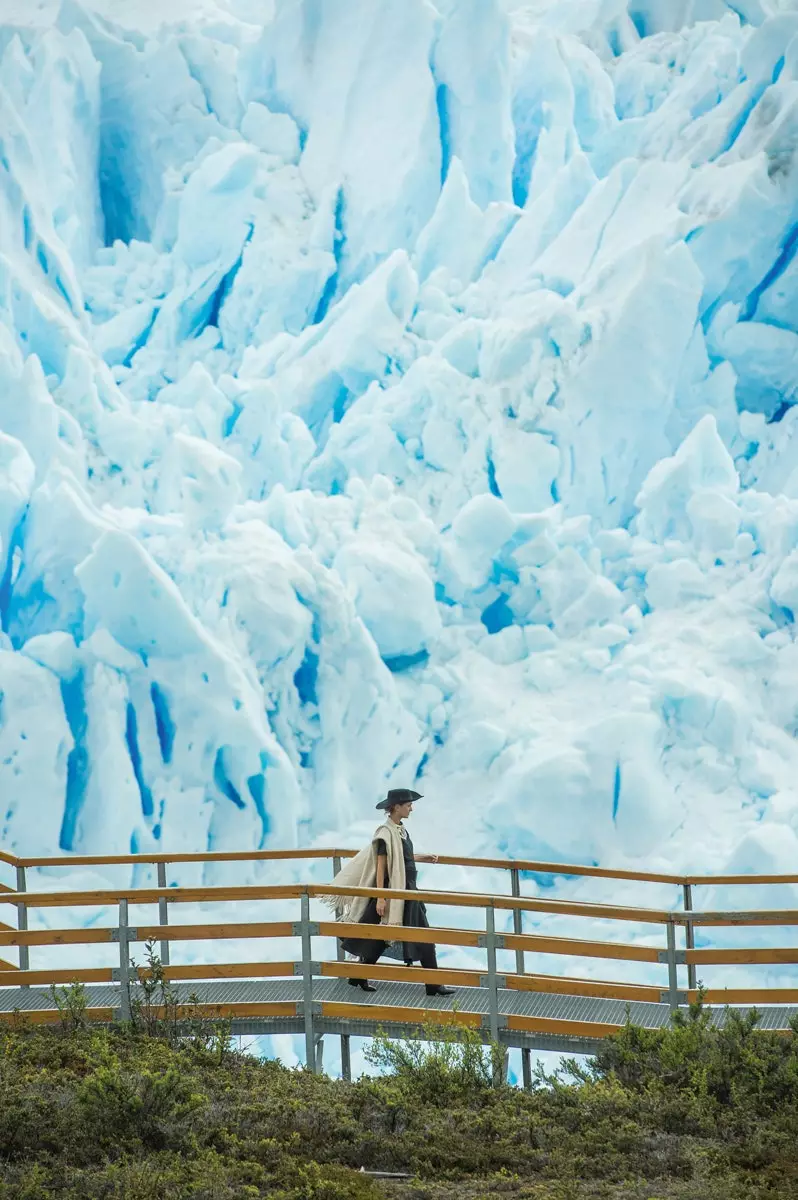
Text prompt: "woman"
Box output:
[[325, 788, 455, 997]]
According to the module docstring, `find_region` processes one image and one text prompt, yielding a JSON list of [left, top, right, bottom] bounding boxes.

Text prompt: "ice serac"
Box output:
[[241, 250, 418, 439], [432, 0, 514, 209], [4, 0, 798, 917], [56, 0, 229, 246], [242, 0, 441, 293]]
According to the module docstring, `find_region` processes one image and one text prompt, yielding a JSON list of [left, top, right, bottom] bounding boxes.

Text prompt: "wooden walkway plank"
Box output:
[[694, 988, 798, 1005], [506, 974, 663, 1004], [0, 921, 298, 948], [135, 922, 297, 943], [0, 885, 307, 908], [689, 947, 798, 966], [506, 1014, 624, 1039], [0, 1007, 116, 1025], [322, 961, 482, 988], [1, 968, 116, 986], [503, 932, 662, 963], [0, 927, 116, 947], [8, 843, 798, 891], [0, 883, 674, 924], [321, 1001, 483, 1028]]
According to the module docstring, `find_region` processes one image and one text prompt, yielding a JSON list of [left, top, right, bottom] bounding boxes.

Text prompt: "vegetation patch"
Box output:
[[1, 984, 797, 1199]]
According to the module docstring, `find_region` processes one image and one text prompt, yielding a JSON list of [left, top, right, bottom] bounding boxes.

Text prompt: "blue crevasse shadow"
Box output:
[[312, 187, 345, 325], [382, 649, 429, 673], [150, 682, 175, 765], [214, 747, 245, 809], [294, 647, 319, 706], [125, 701, 154, 818], [59, 671, 88, 851], [435, 82, 452, 188], [247, 769, 271, 841], [481, 594, 513, 634]]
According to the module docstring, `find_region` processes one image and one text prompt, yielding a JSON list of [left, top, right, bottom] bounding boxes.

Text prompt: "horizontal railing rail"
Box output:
[[3, 843, 798, 887], [1, 953, 797, 1009], [0, 882, 677, 923], [6, 880, 798, 929]]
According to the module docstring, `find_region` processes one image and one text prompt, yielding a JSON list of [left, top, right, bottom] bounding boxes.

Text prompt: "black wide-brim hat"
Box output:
[[376, 788, 422, 811]]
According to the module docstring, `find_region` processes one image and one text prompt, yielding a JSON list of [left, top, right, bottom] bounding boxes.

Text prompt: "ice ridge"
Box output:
[[0, 0, 798, 898]]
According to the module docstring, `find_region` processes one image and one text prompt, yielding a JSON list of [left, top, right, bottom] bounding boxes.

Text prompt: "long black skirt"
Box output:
[[339, 896, 431, 963]]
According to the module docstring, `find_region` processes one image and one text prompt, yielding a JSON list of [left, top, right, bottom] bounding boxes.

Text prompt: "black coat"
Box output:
[[339, 828, 431, 963]]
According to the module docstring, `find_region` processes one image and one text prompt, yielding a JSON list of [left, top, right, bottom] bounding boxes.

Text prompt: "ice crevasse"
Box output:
[[1, 0, 798, 906]]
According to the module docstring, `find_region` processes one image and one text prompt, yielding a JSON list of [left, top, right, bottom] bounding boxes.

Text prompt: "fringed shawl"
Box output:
[[319, 820, 407, 927]]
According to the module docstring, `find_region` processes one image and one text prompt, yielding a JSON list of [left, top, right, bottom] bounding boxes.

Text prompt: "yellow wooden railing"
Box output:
[[1, 845, 797, 1083]]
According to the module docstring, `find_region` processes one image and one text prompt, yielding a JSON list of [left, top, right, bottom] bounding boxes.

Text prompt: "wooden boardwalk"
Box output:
[[2, 845, 798, 1081], [2, 973, 797, 1059]]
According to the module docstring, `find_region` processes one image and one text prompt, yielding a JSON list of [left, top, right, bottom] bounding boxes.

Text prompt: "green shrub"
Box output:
[[76, 1062, 207, 1151], [364, 1018, 505, 1103], [2, 999, 798, 1198]]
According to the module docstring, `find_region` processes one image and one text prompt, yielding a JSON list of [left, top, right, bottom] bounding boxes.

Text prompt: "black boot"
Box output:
[[425, 984, 455, 997], [348, 978, 377, 992], [348, 959, 378, 992]]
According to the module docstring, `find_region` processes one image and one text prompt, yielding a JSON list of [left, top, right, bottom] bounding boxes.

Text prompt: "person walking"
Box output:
[[324, 788, 455, 997]]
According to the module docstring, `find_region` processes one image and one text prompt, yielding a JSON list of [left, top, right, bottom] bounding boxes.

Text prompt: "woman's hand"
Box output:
[[376, 897, 387, 918], [415, 854, 439, 863]]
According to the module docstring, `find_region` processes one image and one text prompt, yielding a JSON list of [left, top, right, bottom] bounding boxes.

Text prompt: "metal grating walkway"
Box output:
[[2, 975, 796, 1054]]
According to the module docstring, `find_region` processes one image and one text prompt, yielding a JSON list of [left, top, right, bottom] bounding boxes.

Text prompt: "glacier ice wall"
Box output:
[[2, 0, 798, 892]]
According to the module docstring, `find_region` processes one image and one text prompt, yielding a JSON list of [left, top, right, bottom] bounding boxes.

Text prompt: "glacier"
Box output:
[[4, 0, 798, 1075]]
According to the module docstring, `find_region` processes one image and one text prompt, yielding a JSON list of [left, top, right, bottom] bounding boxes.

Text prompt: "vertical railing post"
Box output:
[[511, 868, 532, 1090], [118, 899, 132, 1022], [666, 919, 679, 1013], [15, 864, 29, 984], [682, 882, 696, 991], [485, 904, 501, 1085], [510, 869, 525, 976], [157, 861, 170, 968], [301, 890, 316, 1073], [333, 855, 351, 1082]]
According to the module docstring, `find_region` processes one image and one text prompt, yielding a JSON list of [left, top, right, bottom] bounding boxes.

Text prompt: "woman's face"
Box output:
[[392, 801, 414, 819]]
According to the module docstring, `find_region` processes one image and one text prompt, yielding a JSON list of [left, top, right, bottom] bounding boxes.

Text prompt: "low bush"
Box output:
[[0, 994, 797, 1198]]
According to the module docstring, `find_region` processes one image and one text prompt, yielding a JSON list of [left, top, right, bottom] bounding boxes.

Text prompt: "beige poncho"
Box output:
[[320, 819, 408, 927]]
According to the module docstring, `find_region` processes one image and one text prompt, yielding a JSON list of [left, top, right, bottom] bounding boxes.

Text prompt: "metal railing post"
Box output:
[[301, 890, 316, 1073], [682, 882, 696, 991], [666, 919, 679, 1013], [118, 899, 132, 1022], [157, 862, 170, 967], [485, 904, 501, 1085], [509, 869, 525, 976], [511, 868, 532, 1090], [15, 865, 29, 983], [332, 855, 351, 1082]]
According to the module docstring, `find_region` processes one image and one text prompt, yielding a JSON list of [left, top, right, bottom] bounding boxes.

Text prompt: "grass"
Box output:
[[1, 982, 797, 1199]]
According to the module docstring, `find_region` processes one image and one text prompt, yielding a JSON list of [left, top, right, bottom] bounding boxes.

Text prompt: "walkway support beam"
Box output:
[[118, 899, 132, 1023], [15, 865, 29, 981], [666, 919, 679, 1013], [157, 862, 170, 967], [301, 891, 316, 1073], [683, 883, 696, 991], [511, 867, 532, 1090], [333, 855, 352, 1082], [485, 904, 502, 1085]]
